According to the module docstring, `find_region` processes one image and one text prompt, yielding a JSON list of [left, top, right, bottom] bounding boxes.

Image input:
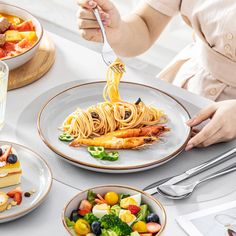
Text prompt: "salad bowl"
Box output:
[[62, 185, 166, 236]]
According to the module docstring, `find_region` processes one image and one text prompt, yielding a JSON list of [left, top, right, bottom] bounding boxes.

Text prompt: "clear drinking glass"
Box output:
[[0, 61, 9, 131]]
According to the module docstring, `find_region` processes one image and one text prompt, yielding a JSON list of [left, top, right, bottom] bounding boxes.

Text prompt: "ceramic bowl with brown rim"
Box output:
[[0, 3, 43, 70], [62, 185, 166, 235]]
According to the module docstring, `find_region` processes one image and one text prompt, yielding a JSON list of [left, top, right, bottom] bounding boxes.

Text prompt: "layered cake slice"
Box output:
[[0, 145, 22, 188]]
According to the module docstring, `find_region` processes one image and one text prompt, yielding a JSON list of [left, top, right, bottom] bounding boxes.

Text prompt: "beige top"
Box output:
[[146, 0, 236, 101]]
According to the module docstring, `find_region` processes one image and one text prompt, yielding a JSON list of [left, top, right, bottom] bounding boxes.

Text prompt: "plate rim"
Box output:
[[0, 140, 53, 221], [61, 184, 167, 236], [37, 81, 191, 170]]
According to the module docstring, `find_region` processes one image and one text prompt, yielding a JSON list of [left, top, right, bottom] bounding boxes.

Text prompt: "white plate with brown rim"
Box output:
[[62, 185, 166, 235], [0, 141, 52, 223], [38, 81, 191, 173]]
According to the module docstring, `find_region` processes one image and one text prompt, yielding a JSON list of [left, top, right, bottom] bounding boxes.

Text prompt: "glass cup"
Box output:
[[0, 61, 9, 131]]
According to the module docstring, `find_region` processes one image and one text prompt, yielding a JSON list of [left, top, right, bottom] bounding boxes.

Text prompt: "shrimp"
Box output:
[[70, 136, 157, 149], [71, 125, 169, 146], [99, 125, 169, 139], [139, 125, 169, 137]]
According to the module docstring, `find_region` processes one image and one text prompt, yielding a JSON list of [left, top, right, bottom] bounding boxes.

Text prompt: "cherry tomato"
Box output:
[[74, 219, 90, 235], [17, 39, 30, 49], [120, 197, 137, 209], [104, 192, 119, 205], [128, 205, 140, 214], [78, 209, 90, 216], [2, 42, 15, 53], [132, 221, 147, 233], [12, 20, 35, 31], [0, 48, 6, 58], [146, 222, 161, 233]]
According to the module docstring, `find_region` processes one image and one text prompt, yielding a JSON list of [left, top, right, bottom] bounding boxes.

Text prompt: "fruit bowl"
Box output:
[[62, 185, 166, 236], [0, 3, 43, 70]]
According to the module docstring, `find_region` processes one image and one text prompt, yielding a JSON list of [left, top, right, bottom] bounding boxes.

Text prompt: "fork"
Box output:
[[93, 7, 124, 74], [157, 162, 236, 199]]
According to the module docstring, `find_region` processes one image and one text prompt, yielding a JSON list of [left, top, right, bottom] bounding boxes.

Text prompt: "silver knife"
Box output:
[[145, 147, 236, 195]]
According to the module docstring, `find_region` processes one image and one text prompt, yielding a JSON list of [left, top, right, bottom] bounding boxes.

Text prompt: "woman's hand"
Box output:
[[186, 100, 236, 150], [76, 0, 122, 45]]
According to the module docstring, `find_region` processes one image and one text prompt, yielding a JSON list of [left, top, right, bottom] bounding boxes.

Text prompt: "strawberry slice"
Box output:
[[146, 222, 161, 233], [79, 200, 92, 212], [0, 145, 12, 162], [7, 187, 22, 205], [128, 205, 141, 215], [14, 192, 22, 205], [78, 199, 92, 216], [7, 187, 22, 198]]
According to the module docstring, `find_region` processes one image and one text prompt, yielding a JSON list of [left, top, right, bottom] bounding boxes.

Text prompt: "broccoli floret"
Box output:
[[83, 213, 99, 224], [110, 205, 121, 216], [101, 229, 118, 236], [100, 214, 132, 236]]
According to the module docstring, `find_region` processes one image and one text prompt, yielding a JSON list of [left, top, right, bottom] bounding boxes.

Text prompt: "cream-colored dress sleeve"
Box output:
[[145, 0, 181, 16], [146, 0, 236, 102]]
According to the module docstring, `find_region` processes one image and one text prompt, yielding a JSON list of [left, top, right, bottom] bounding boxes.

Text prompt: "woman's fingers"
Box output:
[[192, 127, 200, 135], [76, 0, 121, 43], [92, 0, 114, 11], [78, 18, 110, 29], [77, 8, 110, 29], [77, 19, 100, 29], [198, 129, 224, 147], [185, 117, 221, 150], [77, 8, 96, 20], [76, 0, 97, 9], [187, 103, 218, 127], [79, 29, 102, 42], [77, 7, 109, 20], [191, 129, 200, 137], [77, 0, 114, 12]]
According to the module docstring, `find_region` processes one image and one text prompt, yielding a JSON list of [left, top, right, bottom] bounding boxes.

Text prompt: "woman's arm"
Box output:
[[77, 0, 171, 57]]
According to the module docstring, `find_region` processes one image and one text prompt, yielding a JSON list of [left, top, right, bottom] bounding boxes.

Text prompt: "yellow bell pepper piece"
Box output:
[[5, 30, 22, 42], [5, 16, 21, 25], [19, 31, 37, 42]]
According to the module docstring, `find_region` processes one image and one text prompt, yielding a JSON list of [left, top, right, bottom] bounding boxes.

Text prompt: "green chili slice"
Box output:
[[102, 151, 119, 161], [87, 146, 119, 161], [87, 146, 106, 159], [59, 133, 74, 142]]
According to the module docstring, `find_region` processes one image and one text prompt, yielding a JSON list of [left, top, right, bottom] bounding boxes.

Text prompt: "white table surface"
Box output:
[[0, 32, 236, 236]]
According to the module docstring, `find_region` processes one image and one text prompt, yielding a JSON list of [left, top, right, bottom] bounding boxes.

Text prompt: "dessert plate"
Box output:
[[0, 141, 52, 223], [38, 81, 191, 173]]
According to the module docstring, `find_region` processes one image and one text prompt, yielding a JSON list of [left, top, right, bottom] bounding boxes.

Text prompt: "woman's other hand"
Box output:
[[186, 100, 236, 150], [76, 0, 122, 45]]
